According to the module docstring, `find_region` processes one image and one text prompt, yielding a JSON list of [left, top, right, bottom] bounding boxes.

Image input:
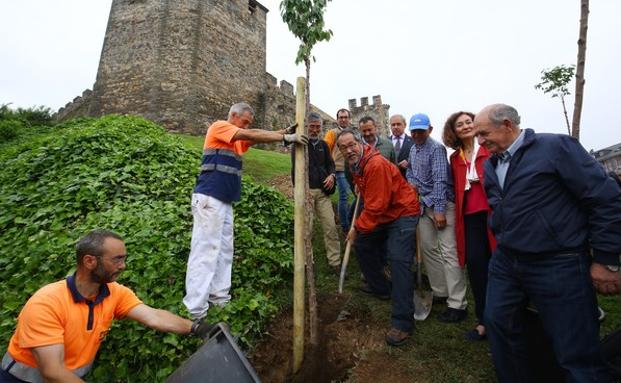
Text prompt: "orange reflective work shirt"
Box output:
[[203, 120, 252, 155], [7, 276, 142, 370]]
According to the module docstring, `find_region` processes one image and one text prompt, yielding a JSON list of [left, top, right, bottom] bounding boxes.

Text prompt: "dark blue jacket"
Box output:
[[484, 129, 621, 265], [390, 134, 413, 178]]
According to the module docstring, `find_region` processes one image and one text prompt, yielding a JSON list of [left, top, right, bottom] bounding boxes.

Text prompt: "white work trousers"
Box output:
[[183, 193, 233, 319], [418, 202, 468, 310]]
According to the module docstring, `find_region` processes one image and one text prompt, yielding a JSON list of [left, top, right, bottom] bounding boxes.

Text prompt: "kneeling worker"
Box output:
[[1, 230, 213, 383]]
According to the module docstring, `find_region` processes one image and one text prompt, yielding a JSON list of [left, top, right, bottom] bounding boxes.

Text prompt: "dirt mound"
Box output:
[[250, 293, 408, 382], [267, 174, 294, 199]]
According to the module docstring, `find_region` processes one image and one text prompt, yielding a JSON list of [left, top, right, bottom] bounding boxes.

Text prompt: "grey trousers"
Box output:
[[418, 202, 468, 310]]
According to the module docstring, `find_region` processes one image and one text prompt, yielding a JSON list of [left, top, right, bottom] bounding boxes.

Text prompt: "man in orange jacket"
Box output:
[[338, 129, 421, 346]]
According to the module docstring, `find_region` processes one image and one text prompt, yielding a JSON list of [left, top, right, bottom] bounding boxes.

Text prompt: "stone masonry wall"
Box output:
[[56, 90, 93, 121], [57, 0, 335, 139], [349, 95, 390, 138], [88, 0, 160, 122], [86, 0, 268, 135]]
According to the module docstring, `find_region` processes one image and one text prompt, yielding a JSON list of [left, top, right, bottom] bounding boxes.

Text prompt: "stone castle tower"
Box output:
[[349, 95, 391, 137], [57, 0, 334, 133]]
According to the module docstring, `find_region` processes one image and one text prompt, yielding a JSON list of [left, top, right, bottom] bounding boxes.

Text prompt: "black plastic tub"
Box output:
[[166, 323, 261, 383]]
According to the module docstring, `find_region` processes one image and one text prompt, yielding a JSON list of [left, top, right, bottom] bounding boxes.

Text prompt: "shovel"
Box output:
[[338, 195, 361, 294], [413, 226, 433, 320]]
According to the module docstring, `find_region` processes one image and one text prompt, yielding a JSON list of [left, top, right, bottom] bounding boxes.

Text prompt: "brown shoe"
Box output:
[[331, 265, 341, 276], [385, 328, 411, 346]]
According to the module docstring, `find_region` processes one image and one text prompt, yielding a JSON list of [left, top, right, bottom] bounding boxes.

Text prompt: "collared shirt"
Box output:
[[391, 135, 404, 149], [7, 274, 141, 370], [406, 137, 454, 212], [362, 136, 396, 162], [363, 136, 376, 148], [495, 129, 525, 190]]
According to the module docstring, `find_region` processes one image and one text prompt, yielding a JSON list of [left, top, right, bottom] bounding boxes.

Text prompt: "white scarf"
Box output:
[[463, 139, 480, 191]]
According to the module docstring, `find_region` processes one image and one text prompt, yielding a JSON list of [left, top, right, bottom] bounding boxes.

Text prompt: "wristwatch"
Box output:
[[604, 254, 621, 272]]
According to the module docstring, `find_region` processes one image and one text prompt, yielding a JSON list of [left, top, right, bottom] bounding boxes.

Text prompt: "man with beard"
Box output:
[[358, 116, 396, 163], [2, 230, 212, 383], [291, 113, 341, 275], [337, 129, 420, 346]]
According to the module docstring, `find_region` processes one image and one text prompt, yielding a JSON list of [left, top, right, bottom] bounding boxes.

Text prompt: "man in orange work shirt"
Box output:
[[183, 102, 308, 321], [2, 230, 213, 383], [337, 129, 421, 347]]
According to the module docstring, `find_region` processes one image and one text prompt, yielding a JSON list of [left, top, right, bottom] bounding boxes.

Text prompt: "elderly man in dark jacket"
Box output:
[[476, 103, 621, 382]]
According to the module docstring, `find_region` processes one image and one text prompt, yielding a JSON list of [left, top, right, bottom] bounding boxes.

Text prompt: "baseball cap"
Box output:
[[409, 113, 431, 131]]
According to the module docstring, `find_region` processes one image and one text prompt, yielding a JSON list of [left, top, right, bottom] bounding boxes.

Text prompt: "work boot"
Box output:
[[437, 308, 467, 323], [385, 328, 411, 346], [432, 296, 448, 305], [359, 283, 390, 300]]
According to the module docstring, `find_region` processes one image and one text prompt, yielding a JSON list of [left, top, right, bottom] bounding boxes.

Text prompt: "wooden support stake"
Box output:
[[292, 76, 307, 373]]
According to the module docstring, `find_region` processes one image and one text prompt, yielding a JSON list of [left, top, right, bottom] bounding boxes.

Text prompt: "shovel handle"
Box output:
[[338, 195, 361, 294], [416, 225, 423, 287]]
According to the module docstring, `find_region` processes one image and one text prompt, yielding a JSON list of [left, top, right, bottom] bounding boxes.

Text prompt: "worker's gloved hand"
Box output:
[[284, 133, 309, 145], [283, 123, 297, 134], [191, 319, 216, 339]]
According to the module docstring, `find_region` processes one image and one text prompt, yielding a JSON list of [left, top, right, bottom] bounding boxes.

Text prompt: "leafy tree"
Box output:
[[535, 65, 575, 135], [572, 0, 589, 140], [280, 0, 333, 114]]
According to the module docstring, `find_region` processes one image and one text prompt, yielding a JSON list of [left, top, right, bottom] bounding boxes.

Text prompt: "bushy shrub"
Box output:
[[0, 115, 293, 381], [0, 104, 54, 127], [0, 119, 23, 142]]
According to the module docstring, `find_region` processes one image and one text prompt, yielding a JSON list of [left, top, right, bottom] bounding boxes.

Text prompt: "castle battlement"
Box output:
[[348, 95, 391, 137]]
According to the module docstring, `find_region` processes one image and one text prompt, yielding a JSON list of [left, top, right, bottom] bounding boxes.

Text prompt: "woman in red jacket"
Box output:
[[442, 111, 496, 341]]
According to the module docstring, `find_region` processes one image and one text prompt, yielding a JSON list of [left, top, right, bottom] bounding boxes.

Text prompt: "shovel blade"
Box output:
[[413, 289, 433, 321]]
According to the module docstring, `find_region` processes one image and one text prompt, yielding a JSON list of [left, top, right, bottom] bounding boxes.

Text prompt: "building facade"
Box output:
[[592, 142, 621, 176]]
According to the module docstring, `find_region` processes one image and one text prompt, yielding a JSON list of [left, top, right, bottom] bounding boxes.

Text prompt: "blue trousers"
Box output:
[[336, 171, 351, 231], [355, 215, 418, 332], [485, 248, 611, 382]]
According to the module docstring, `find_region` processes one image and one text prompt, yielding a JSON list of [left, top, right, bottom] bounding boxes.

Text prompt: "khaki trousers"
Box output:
[[418, 202, 467, 310], [309, 188, 341, 266]]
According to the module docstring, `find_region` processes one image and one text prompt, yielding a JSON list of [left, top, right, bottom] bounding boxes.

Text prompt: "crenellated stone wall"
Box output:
[[348, 95, 391, 138], [56, 90, 94, 121]]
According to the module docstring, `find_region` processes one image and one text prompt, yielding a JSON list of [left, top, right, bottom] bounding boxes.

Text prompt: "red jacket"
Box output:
[[353, 145, 420, 233], [450, 146, 497, 267]]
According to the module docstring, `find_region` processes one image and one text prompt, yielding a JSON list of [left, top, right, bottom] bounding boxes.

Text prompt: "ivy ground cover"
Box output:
[[0, 115, 293, 381]]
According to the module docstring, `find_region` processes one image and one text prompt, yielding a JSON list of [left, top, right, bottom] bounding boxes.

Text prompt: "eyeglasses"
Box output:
[[338, 142, 359, 152]]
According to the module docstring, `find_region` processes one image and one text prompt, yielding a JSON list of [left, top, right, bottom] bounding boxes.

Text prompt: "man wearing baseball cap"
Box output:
[[406, 113, 468, 323]]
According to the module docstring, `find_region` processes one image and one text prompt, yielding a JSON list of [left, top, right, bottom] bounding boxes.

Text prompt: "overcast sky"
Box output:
[[1, 1, 619, 151]]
